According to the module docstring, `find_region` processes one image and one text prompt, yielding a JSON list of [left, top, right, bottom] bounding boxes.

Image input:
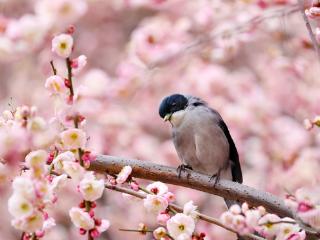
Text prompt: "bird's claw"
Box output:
[[177, 164, 193, 178], [210, 169, 221, 187]]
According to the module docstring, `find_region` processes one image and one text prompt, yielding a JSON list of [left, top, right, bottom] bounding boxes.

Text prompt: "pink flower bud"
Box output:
[[298, 202, 313, 212], [163, 192, 175, 203], [157, 213, 170, 225], [79, 228, 87, 235], [89, 209, 95, 218], [130, 181, 139, 191], [36, 230, 45, 238], [90, 228, 100, 238]]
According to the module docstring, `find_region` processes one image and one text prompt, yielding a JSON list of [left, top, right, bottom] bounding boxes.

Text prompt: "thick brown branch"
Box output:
[[90, 155, 293, 218]]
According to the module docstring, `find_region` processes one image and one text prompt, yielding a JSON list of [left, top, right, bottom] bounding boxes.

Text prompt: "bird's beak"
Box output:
[[164, 113, 172, 122]]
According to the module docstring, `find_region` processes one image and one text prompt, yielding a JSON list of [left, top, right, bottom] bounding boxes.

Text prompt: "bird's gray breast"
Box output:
[[172, 106, 231, 178]]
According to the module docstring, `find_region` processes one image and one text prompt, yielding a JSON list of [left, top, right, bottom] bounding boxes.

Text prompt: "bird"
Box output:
[[158, 93, 243, 208]]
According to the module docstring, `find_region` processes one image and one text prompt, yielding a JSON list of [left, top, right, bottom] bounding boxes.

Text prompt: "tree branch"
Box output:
[[89, 155, 293, 218], [105, 183, 264, 240]]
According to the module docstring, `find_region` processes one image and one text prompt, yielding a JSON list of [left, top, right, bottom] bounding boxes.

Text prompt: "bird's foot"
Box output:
[[210, 169, 221, 187], [176, 164, 193, 178]]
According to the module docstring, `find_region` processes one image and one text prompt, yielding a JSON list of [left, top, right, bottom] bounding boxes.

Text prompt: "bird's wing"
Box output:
[[217, 118, 243, 183]]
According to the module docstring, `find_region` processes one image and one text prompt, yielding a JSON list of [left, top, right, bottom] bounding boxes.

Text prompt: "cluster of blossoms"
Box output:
[[116, 172, 204, 240], [0, 0, 87, 56], [285, 186, 320, 231], [221, 203, 306, 240], [8, 150, 65, 239], [5, 31, 110, 239]]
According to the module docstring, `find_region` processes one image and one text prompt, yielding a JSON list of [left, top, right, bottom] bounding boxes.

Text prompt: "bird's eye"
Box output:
[[172, 102, 176, 106]]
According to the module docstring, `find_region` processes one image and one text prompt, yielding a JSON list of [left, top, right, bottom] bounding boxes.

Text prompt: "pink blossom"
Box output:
[[79, 172, 105, 201], [52, 33, 74, 58], [167, 213, 195, 239], [96, 219, 110, 233], [257, 214, 281, 238], [45, 75, 67, 95], [306, 7, 320, 19], [71, 55, 87, 75], [11, 211, 44, 232], [298, 208, 320, 230], [163, 191, 176, 203], [116, 165, 132, 184], [146, 181, 168, 196], [143, 194, 168, 214], [153, 226, 167, 239], [60, 128, 86, 150], [52, 151, 76, 174], [69, 207, 94, 230], [157, 213, 171, 225]]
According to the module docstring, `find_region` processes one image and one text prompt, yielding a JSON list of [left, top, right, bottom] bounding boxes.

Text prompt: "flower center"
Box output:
[[284, 228, 290, 234], [60, 42, 67, 50], [178, 224, 185, 231], [70, 133, 78, 140], [151, 187, 159, 194], [21, 203, 29, 211]]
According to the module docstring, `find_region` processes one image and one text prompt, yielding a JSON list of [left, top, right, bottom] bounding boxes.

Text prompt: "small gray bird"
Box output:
[[159, 93, 242, 208]]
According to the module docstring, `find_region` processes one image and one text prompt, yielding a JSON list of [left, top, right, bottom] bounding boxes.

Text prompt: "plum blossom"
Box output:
[[157, 212, 171, 225], [63, 161, 86, 181], [52, 33, 74, 58], [72, 55, 87, 74], [274, 219, 305, 240], [143, 194, 168, 214], [96, 219, 110, 233], [116, 165, 132, 184], [285, 187, 320, 230], [8, 193, 34, 218], [306, 7, 320, 19], [52, 151, 75, 174], [146, 181, 168, 196], [12, 211, 44, 232], [258, 214, 282, 238], [129, 16, 190, 64], [5, 14, 48, 51], [35, 0, 87, 27], [183, 201, 198, 221], [153, 226, 167, 239], [79, 172, 105, 201], [45, 75, 67, 95], [69, 207, 94, 230], [166, 213, 195, 240], [60, 128, 86, 150], [25, 150, 47, 169]]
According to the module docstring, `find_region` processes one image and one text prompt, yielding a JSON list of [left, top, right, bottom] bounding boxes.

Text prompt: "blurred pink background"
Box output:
[[1, 0, 320, 239]]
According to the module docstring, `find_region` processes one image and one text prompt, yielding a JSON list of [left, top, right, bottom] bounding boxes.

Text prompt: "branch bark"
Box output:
[[89, 155, 293, 218]]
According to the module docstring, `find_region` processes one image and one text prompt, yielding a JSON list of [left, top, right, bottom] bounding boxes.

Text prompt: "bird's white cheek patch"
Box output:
[[170, 110, 186, 127]]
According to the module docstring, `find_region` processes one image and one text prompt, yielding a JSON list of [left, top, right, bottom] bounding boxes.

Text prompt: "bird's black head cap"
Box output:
[[159, 94, 188, 118]]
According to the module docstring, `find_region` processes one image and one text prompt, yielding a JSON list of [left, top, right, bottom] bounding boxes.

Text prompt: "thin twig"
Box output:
[[50, 61, 57, 75], [105, 183, 264, 240], [66, 57, 74, 97], [298, 0, 320, 63]]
